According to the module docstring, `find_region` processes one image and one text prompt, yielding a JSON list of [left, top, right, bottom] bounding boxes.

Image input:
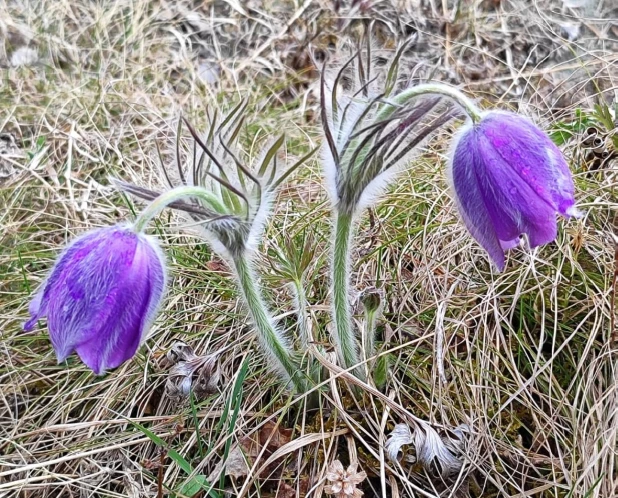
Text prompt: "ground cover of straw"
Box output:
[[1, 1, 617, 497]]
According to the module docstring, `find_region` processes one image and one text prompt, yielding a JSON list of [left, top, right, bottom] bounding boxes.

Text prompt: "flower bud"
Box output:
[[24, 226, 166, 374], [448, 111, 580, 270]]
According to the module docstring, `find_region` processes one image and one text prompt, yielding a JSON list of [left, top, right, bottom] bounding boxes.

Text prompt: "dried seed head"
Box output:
[[116, 109, 315, 260], [165, 342, 220, 400], [324, 460, 367, 498], [320, 43, 458, 217], [385, 423, 414, 462], [386, 422, 468, 478], [415, 424, 463, 477]]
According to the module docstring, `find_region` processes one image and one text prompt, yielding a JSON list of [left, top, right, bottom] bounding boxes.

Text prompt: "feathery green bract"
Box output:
[[319, 41, 459, 375], [118, 106, 316, 392]]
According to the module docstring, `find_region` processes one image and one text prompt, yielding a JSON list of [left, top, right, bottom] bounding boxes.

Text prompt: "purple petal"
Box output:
[[449, 127, 506, 270], [74, 266, 149, 374], [525, 217, 558, 248], [474, 132, 559, 248], [24, 225, 167, 374], [137, 233, 167, 342], [23, 230, 107, 332], [23, 286, 45, 331], [480, 112, 577, 216], [46, 228, 140, 364], [450, 119, 565, 270], [500, 237, 521, 251], [75, 235, 166, 374]]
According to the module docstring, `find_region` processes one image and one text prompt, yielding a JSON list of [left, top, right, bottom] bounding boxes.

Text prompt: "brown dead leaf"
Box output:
[[255, 420, 293, 449], [262, 476, 310, 498], [208, 420, 293, 481], [275, 482, 296, 498], [206, 258, 230, 273]]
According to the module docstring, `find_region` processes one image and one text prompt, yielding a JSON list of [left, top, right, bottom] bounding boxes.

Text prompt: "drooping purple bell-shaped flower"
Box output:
[[24, 226, 166, 374], [448, 111, 580, 270]]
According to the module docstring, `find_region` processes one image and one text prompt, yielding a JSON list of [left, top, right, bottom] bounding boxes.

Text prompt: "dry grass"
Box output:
[[1, 0, 618, 497]]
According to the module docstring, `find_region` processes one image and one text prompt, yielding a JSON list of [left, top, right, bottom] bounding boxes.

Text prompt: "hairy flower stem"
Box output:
[[377, 83, 483, 123], [364, 309, 378, 368], [293, 279, 323, 394], [233, 255, 306, 393], [131, 185, 304, 391], [332, 212, 365, 380], [132, 185, 225, 233]]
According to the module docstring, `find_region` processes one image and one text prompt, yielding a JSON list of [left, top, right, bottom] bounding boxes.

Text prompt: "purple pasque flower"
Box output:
[[24, 226, 166, 374], [448, 111, 580, 270]]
